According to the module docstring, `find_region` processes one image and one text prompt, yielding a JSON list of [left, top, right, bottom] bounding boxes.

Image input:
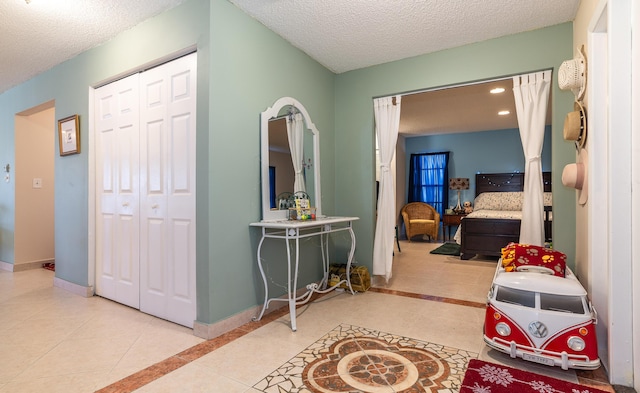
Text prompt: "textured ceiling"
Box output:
[[229, 0, 580, 74], [0, 0, 188, 94], [228, 0, 577, 135], [1, 0, 577, 134]]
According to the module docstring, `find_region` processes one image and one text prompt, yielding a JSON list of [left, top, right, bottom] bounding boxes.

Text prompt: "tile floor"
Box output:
[[0, 240, 614, 392]]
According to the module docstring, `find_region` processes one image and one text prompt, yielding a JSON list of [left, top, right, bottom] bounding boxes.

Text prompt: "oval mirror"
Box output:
[[260, 97, 322, 221]]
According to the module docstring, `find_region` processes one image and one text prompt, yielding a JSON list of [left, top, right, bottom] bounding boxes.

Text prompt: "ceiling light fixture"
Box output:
[[490, 87, 506, 94], [498, 110, 510, 116]]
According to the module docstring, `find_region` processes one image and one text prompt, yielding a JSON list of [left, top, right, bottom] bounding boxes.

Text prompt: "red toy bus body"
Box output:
[[483, 262, 600, 370]]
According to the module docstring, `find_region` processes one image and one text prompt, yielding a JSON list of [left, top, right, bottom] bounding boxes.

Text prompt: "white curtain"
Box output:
[[373, 96, 401, 282], [287, 112, 306, 193], [513, 71, 551, 245]]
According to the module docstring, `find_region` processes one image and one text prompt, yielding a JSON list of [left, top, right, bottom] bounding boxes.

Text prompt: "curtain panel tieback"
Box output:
[[526, 155, 541, 163]]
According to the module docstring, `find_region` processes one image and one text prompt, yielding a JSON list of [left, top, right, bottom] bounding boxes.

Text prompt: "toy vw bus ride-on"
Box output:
[[483, 260, 600, 370]]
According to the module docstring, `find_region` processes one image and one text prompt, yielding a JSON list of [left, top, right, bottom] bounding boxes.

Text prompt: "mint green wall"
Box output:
[[405, 126, 552, 208], [334, 23, 577, 269], [206, 0, 335, 323], [0, 0, 335, 326], [0, 0, 210, 275]]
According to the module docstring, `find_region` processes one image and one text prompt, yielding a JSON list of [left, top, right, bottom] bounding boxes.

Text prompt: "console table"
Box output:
[[250, 216, 359, 331]]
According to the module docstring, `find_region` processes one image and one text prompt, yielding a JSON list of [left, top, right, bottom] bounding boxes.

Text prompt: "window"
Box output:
[[408, 152, 449, 216], [269, 166, 276, 209]]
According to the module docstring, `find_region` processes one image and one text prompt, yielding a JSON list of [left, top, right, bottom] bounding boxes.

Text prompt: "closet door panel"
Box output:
[[95, 74, 140, 309], [170, 114, 191, 193], [165, 54, 197, 326], [142, 217, 166, 321], [170, 219, 191, 299], [140, 67, 169, 319], [140, 52, 197, 327]]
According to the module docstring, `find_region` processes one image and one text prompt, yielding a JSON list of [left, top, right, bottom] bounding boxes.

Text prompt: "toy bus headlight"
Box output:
[[495, 322, 511, 337], [568, 336, 586, 351]]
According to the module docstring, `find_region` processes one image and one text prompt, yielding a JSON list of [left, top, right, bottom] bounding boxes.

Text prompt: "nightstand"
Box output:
[[443, 213, 467, 241]]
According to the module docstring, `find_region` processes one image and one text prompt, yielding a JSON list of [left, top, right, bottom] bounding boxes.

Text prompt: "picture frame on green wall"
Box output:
[[58, 114, 80, 156]]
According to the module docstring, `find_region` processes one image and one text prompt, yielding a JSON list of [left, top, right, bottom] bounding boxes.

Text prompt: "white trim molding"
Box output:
[[53, 277, 94, 298]]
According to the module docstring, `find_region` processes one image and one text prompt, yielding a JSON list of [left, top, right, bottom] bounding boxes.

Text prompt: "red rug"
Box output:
[[42, 263, 55, 271], [461, 359, 609, 393]]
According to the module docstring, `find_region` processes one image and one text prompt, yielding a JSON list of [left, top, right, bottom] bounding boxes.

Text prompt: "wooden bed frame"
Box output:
[[459, 172, 552, 260]]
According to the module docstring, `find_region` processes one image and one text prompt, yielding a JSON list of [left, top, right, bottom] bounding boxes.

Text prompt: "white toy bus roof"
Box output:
[[493, 266, 587, 297]]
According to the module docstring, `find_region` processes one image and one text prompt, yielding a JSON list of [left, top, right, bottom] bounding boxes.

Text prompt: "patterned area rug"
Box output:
[[460, 359, 609, 393], [253, 324, 477, 392], [42, 263, 55, 271]]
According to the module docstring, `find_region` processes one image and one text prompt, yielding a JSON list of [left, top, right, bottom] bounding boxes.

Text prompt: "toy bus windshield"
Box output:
[[540, 293, 586, 314], [495, 286, 535, 308]]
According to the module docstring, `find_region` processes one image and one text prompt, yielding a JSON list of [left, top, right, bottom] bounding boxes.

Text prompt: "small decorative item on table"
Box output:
[[288, 197, 316, 220]]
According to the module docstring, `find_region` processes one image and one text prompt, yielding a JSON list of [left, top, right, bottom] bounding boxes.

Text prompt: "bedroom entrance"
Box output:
[[373, 74, 554, 287], [93, 52, 197, 328], [395, 76, 552, 236]]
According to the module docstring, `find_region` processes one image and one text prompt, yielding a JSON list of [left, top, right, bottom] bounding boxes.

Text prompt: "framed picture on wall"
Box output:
[[58, 114, 80, 156]]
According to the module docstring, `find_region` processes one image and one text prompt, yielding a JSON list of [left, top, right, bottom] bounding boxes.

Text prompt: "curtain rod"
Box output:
[[372, 67, 554, 100]]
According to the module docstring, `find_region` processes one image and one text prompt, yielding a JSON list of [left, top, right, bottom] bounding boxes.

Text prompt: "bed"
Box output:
[[457, 172, 552, 260]]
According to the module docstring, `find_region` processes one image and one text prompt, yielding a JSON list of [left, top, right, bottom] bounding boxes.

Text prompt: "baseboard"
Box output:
[[0, 260, 13, 271], [193, 292, 298, 340], [13, 258, 54, 272], [53, 277, 94, 297], [193, 301, 286, 339]]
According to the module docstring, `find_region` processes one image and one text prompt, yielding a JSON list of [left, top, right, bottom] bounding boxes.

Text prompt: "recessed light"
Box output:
[[498, 110, 510, 116], [490, 87, 506, 94]]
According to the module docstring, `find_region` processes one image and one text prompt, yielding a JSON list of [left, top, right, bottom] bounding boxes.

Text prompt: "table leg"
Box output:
[[320, 231, 329, 290], [345, 225, 356, 294], [252, 232, 269, 322], [285, 230, 300, 332]]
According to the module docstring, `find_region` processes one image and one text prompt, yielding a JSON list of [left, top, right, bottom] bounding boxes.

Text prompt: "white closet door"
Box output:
[[139, 52, 197, 327], [94, 74, 141, 309]]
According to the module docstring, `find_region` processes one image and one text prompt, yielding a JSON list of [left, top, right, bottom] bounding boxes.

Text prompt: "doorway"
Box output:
[[394, 77, 553, 240], [14, 101, 55, 271]]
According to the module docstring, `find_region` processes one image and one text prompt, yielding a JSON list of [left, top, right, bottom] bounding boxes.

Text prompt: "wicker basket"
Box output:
[[328, 264, 371, 292]]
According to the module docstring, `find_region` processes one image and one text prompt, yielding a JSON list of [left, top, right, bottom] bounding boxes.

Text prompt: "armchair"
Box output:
[[401, 202, 440, 242]]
